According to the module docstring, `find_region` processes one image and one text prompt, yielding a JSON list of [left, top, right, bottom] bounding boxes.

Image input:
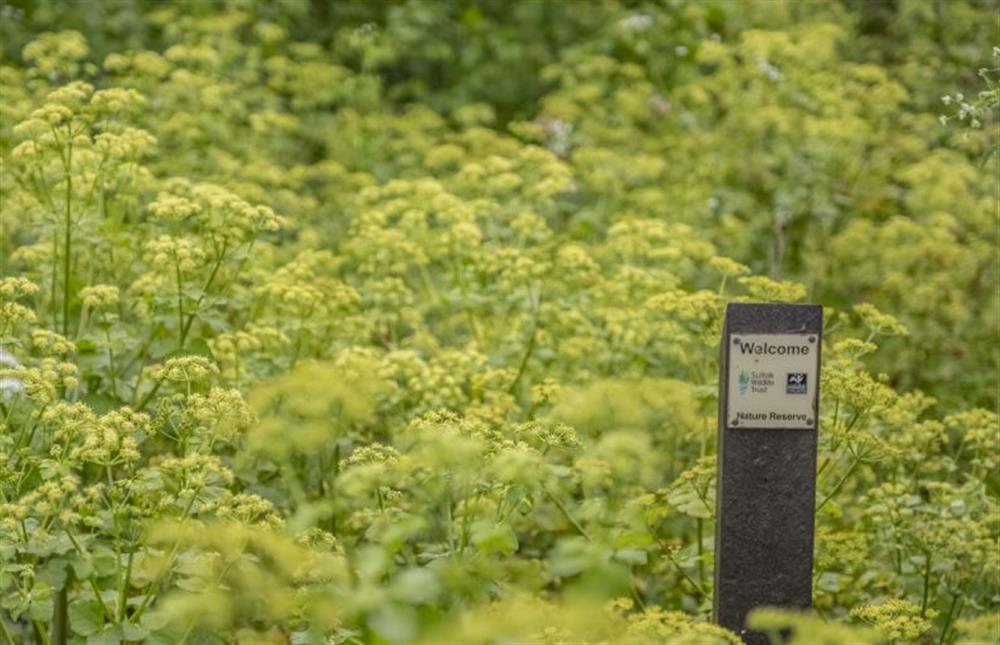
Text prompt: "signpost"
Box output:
[[714, 303, 822, 644]]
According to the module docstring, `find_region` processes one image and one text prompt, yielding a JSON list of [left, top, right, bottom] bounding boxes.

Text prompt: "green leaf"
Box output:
[[184, 337, 212, 358], [27, 584, 53, 621], [121, 622, 149, 640], [470, 520, 519, 556], [74, 338, 98, 353], [613, 548, 648, 566], [666, 484, 712, 519], [368, 603, 418, 644], [69, 599, 106, 636], [39, 459, 65, 480], [87, 624, 123, 645], [83, 391, 121, 414], [138, 610, 169, 632], [548, 537, 607, 577], [37, 558, 70, 590], [568, 561, 632, 601], [175, 576, 207, 592], [133, 468, 165, 493], [71, 557, 94, 580], [391, 568, 440, 604], [92, 546, 119, 577], [611, 529, 654, 550]]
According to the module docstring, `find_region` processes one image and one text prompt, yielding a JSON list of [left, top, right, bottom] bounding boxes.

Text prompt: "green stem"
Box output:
[[51, 231, 59, 329], [130, 489, 201, 622], [62, 136, 73, 338], [104, 327, 118, 399], [696, 517, 706, 590], [176, 262, 185, 348], [816, 458, 860, 511], [290, 326, 304, 368], [661, 541, 707, 600], [921, 551, 934, 617], [630, 577, 647, 610], [0, 614, 15, 645], [65, 530, 114, 623], [329, 443, 339, 534], [135, 378, 163, 413], [418, 264, 441, 308], [118, 549, 134, 623], [544, 488, 590, 542], [176, 544, 238, 644], [459, 489, 481, 554], [33, 620, 51, 645], [178, 248, 226, 349], [938, 592, 961, 645], [508, 315, 539, 394], [51, 567, 70, 645], [444, 490, 456, 555], [178, 620, 197, 645]]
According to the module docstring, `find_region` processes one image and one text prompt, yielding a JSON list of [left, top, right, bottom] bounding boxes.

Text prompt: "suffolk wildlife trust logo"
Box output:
[[738, 370, 750, 395], [786, 372, 807, 394]]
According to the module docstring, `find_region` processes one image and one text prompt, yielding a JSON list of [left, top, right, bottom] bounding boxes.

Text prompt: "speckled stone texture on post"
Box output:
[[714, 303, 823, 644]]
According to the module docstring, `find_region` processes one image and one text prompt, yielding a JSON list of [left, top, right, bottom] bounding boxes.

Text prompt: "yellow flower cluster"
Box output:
[[79, 284, 120, 309], [147, 356, 219, 383], [70, 408, 148, 464], [145, 235, 206, 273], [850, 599, 937, 641], [30, 329, 75, 355]]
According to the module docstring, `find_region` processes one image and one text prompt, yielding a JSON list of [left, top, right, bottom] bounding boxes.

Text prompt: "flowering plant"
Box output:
[[0, 2, 996, 643]]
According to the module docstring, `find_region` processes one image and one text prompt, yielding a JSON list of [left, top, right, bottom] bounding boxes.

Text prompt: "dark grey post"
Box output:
[[714, 303, 822, 644]]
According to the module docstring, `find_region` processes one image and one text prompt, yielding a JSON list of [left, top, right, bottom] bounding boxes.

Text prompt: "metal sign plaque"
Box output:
[[726, 332, 819, 430]]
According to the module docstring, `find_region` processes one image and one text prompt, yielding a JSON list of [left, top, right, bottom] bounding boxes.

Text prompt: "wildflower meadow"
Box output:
[[0, 1, 997, 643]]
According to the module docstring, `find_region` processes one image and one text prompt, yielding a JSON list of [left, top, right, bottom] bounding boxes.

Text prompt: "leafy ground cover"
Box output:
[[0, 1, 997, 643]]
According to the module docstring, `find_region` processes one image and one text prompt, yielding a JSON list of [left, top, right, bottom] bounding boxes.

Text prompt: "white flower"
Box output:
[[0, 348, 23, 400], [757, 59, 782, 81], [941, 95, 952, 105], [619, 14, 653, 31], [0, 348, 19, 368], [0, 377, 24, 399]]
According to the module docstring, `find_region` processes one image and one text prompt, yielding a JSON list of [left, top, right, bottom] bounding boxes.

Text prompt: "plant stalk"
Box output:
[[62, 137, 73, 337]]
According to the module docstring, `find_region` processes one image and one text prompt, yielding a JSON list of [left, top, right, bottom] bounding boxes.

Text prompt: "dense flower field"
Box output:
[[0, 1, 997, 643]]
